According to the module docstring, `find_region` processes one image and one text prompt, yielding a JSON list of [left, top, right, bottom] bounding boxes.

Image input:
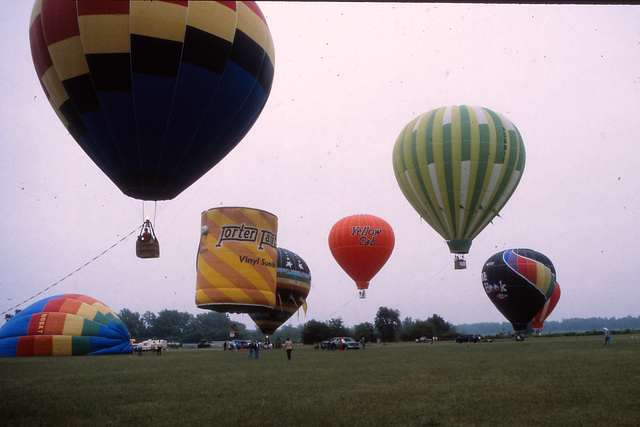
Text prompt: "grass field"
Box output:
[[1, 335, 638, 426]]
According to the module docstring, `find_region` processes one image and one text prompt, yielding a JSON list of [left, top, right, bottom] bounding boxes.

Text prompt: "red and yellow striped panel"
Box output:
[[15, 336, 89, 357], [196, 207, 278, 313], [506, 251, 555, 299], [26, 313, 85, 336]]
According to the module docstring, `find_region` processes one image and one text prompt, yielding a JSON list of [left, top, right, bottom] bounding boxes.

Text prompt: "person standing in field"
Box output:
[[248, 340, 255, 359], [603, 327, 612, 346], [283, 338, 293, 360]]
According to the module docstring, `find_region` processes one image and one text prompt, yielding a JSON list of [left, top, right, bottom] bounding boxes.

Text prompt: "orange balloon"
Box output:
[[531, 281, 561, 330], [328, 214, 395, 297]]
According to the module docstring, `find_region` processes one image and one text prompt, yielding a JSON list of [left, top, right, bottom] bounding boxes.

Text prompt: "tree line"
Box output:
[[456, 315, 640, 336], [299, 308, 456, 345], [117, 308, 246, 343], [117, 306, 457, 344]]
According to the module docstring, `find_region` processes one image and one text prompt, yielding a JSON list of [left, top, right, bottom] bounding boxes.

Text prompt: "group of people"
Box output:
[[222, 338, 294, 360], [323, 338, 344, 350], [248, 338, 293, 360], [247, 340, 260, 359], [135, 342, 163, 356]]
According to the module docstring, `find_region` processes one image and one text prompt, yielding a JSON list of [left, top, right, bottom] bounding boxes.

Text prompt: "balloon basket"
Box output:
[[454, 255, 467, 270], [359, 289, 366, 299], [136, 219, 159, 259]]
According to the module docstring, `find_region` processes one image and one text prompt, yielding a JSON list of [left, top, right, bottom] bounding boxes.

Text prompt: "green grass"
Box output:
[[1, 335, 638, 426]]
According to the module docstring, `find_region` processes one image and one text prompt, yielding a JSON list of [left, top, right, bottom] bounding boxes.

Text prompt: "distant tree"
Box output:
[[353, 322, 376, 343], [183, 311, 233, 342], [327, 318, 348, 337], [301, 319, 331, 345], [271, 324, 302, 343], [118, 308, 145, 339], [375, 307, 401, 342], [141, 311, 157, 331], [5, 309, 22, 323], [152, 309, 192, 341], [400, 317, 415, 341], [409, 320, 435, 341], [427, 314, 456, 338]]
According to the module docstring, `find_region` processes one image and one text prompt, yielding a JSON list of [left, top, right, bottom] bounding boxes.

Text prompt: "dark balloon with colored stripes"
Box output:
[[481, 249, 557, 332], [0, 294, 133, 357], [29, 1, 275, 201], [249, 248, 312, 336]]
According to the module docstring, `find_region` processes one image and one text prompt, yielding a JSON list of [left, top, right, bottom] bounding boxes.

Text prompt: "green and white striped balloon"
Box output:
[[392, 105, 526, 256]]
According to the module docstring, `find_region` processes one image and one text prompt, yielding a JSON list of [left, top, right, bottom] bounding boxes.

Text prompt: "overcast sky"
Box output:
[[1, 2, 639, 332]]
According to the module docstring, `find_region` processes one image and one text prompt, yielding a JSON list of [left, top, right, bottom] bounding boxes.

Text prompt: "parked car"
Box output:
[[415, 336, 433, 343], [320, 337, 361, 350], [336, 337, 362, 350], [455, 334, 479, 343], [139, 339, 168, 351]]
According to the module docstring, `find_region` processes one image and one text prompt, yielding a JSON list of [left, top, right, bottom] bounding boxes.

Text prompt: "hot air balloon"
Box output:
[[328, 214, 395, 298], [250, 248, 312, 335], [531, 281, 561, 331], [392, 105, 526, 269], [196, 207, 278, 314], [29, 1, 275, 257], [29, 0, 275, 201], [481, 249, 556, 332], [0, 294, 133, 357]]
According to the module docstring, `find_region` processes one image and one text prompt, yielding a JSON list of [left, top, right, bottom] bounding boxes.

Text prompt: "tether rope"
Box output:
[[1, 226, 141, 316]]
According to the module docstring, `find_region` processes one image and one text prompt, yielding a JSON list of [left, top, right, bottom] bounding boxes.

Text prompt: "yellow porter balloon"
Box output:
[[196, 207, 278, 313]]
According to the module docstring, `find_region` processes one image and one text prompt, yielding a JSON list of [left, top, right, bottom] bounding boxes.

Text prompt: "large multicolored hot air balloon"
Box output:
[[328, 214, 395, 298], [196, 207, 278, 313], [481, 249, 556, 332], [0, 294, 133, 357], [250, 247, 312, 335], [531, 281, 561, 331], [393, 105, 526, 269], [29, 0, 275, 201]]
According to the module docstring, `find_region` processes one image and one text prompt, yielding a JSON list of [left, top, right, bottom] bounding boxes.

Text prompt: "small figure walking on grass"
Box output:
[[603, 327, 612, 346], [284, 338, 293, 360]]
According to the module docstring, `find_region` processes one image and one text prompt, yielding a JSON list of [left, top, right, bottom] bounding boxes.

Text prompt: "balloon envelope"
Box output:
[[482, 249, 556, 331], [392, 105, 526, 256], [0, 294, 133, 357], [29, 0, 275, 200], [196, 207, 278, 314], [531, 281, 561, 330], [328, 214, 395, 296], [250, 247, 312, 335]]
